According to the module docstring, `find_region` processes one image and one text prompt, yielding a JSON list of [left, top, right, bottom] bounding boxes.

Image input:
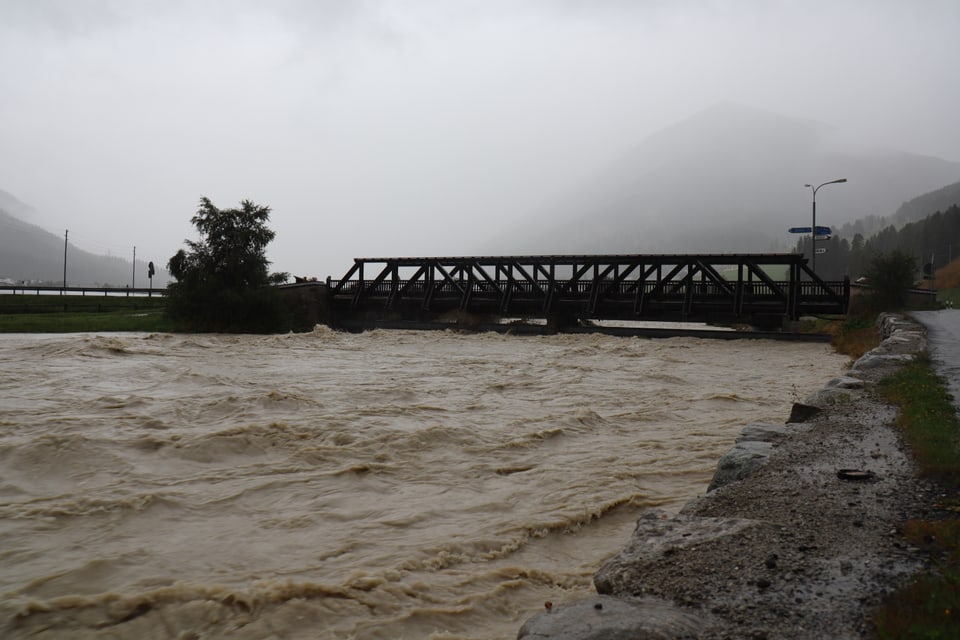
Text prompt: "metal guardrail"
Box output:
[[0, 285, 166, 297]]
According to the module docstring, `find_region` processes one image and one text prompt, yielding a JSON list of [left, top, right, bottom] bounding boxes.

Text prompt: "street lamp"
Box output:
[[804, 178, 847, 275]]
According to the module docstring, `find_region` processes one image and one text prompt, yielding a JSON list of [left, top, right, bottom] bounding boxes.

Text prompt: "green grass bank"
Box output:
[[872, 354, 960, 639], [0, 294, 173, 332]]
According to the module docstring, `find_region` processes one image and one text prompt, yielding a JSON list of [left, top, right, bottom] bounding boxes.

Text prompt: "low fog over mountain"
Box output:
[[0, 190, 168, 287], [4, 103, 960, 284], [3, 2, 958, 278], [491, 104, 960, 255]]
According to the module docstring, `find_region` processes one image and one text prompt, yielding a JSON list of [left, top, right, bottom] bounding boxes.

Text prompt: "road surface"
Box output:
[[912, 309, 960, 413]]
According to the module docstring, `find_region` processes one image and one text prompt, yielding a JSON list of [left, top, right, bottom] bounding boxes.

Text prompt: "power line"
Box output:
[[0, 215, 140, 257], [64, 230, 139, 257]]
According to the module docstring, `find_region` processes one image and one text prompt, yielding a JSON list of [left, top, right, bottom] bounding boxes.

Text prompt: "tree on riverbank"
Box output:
[[166, 197, 289, 332], [861, 250, 916, 312]]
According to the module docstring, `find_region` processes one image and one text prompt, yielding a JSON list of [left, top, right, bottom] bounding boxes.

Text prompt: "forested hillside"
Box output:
[[833, 179, 960, 241], [796, 203, 960, 281]]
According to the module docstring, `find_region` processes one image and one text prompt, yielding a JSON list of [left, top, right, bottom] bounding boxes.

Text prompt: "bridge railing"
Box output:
[[328, 278, 843, 299]]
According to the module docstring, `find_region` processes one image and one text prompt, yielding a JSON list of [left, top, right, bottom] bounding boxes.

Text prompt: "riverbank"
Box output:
[[0, 294, 171, 332], [518, 313, 937, 639]]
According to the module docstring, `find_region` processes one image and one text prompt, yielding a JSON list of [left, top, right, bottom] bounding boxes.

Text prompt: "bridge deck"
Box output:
[[328, 254, 849, 327]]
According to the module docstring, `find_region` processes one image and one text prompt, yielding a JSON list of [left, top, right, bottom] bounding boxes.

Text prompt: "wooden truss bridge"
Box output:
[[325, 253, 849, 330]]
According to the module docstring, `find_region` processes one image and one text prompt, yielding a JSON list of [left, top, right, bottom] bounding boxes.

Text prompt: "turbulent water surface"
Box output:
[[0, 328, 847, 639]]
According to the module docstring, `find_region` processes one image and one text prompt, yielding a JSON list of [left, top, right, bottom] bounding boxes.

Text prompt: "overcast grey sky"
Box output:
[[1, 0, 958, 278]]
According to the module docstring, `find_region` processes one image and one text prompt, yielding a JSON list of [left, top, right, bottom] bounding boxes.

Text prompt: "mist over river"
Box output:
[[0, 328, 847, 639]]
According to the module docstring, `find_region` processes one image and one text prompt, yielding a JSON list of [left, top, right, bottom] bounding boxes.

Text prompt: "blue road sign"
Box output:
[[815, 225, 832, 235], [789, 226, 812, 233]]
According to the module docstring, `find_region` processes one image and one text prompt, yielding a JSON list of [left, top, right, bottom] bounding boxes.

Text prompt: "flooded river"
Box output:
[[0, 328, 847, 639]]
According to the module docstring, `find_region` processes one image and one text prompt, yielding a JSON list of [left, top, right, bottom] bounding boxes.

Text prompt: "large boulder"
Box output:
[[874, 313, 927, 353], [824, 376, 865, 389], [848, 314, 924, 373], [593, 510, 763, 596], [851, 352, 915, 371], [516, 594, 706, 640], [706, 440, 774, 492], [786, 402, 821, 423], [735, 422, 792, 443], [805, 386, 857, 406]]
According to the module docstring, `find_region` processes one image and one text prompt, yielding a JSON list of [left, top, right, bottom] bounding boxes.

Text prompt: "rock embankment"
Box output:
[[519, 314, 934, 640]]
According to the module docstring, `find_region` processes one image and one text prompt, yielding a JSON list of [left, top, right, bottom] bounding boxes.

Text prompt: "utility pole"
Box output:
[[931, 252, 936, 292], [132, 246, 136, 289], [63, 229, 68, 294]]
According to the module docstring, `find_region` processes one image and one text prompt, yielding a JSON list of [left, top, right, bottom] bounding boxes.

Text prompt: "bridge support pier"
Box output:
[[545, 311, 580, 333], [277, 282, 333, 329], [749, 313, 788, 331]]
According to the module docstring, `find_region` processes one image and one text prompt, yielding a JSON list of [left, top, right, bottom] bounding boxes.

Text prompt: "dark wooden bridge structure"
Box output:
[[324, 253, 849, 331]]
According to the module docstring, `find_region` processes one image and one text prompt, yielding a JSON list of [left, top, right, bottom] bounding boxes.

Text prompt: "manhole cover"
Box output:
[[837, 469, 875, 481]]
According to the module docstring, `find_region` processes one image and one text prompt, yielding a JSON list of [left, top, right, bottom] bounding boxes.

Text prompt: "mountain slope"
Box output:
[[0, 189, 36, 220], [0, 203, 168, 286], [493, 103, 960, 255], [835, 179, 960, 241], [892, 180, 960, 227]]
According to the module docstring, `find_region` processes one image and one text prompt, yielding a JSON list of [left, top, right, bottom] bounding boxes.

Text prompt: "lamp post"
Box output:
[[804, 178, 847, 275]]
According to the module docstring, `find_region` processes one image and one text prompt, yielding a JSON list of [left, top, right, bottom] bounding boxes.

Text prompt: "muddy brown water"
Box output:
[[0, 328, 847, 639]]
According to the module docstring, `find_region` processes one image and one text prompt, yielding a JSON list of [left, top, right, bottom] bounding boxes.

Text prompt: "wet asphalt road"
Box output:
[[912, 309, 960, 413]]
